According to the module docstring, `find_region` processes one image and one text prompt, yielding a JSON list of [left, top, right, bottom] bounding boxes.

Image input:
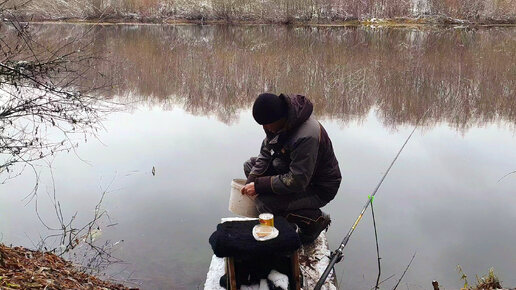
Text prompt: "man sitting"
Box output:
[[241, 93, 342, 244]]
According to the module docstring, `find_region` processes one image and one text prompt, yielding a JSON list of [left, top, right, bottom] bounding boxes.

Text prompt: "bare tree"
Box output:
[[1, 2, 122, 277], [0, 2, 113, 184]]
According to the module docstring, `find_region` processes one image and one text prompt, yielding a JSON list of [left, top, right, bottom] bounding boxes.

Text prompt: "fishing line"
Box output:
[[315, 108, 429, 290], [335, 195, 381, 290], [391, 252, 416, 290]]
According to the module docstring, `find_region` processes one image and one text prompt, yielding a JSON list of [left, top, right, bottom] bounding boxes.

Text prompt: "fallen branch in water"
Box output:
[[370, 274, 396, 290], [497, 170, 516, 183], [32, 168, 124, 275], [371, 200, 381, 290], [391, 252, 416, 290]]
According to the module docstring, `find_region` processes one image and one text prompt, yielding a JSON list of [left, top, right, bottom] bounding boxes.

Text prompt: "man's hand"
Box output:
[[241, 182, 257, 197]]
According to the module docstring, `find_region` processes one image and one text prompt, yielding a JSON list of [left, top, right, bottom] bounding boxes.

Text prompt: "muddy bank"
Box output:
[[3, 0, 516, 25], [0, 244, 132, 289]]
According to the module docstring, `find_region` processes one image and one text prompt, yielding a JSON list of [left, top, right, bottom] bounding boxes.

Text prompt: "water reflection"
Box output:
[[3, 107, 516, 289], [1, 24, 515, 289], [27, 24, 516, 130]]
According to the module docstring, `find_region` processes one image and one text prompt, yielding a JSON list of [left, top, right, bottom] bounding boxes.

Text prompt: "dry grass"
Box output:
[[0, 244, 128, 289], [458, 266, 504, 290], [3, 0, 515, 23], [474, 268, 502, 289]]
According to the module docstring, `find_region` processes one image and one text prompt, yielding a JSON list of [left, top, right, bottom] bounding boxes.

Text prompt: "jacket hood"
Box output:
[[279, 93, 313, 131]]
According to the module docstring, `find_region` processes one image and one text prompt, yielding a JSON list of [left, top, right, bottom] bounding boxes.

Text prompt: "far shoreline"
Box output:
[[19, 16, 516, 28]]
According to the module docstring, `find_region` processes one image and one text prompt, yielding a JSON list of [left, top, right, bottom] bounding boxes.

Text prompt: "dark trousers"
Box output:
[[243, 157, 328, 216]]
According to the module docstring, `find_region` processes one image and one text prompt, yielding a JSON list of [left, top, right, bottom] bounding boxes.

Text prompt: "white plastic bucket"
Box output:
[[228, 179, 259, 218]]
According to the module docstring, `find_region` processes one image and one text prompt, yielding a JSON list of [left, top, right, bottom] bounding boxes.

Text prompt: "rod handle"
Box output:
[[314, 252, 343, 290]]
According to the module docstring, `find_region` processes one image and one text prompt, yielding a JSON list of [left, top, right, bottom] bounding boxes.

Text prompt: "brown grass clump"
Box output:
[[474, 268, 502, 290], [458, 265, 507, 290]]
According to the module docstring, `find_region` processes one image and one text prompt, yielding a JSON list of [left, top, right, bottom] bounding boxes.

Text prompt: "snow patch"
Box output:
[[221, 217, 258, 223], [411, 0, 430, 16], [268, 270, 289, 289], [204, 255, 225, 290]]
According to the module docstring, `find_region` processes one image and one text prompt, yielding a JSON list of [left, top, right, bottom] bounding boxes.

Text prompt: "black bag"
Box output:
[[209, 216, 301, 259], [208, 216, 301, 288]]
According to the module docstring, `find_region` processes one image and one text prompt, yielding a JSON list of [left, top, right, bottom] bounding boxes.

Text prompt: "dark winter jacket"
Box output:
[[247, 94, 342, 203]]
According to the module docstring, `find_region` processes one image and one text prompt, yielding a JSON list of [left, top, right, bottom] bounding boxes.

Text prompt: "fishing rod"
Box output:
[[314, 112, 428, 290]]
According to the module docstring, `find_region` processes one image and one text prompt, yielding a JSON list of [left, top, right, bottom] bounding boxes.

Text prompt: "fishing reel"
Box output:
[[330, 250, 343, 263]]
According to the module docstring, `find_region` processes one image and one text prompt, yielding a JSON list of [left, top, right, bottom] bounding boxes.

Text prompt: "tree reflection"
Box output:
[[30, 24, 516, 130]]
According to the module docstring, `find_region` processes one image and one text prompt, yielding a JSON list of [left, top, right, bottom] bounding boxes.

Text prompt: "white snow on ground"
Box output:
[[411, 0, 430, 15], [204, 255, 226, 290], [259, 279, 269, 290], [268, 270, 289, 289], [240, 283, 261, 290], [299, 233, 337, 290], [221, 217, 258, 223]]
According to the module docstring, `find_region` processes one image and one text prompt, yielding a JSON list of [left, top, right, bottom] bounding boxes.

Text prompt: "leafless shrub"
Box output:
[[32, 169, 124, 275]]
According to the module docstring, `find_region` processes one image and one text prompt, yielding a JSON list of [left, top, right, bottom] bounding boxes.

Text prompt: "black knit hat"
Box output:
[[252, 93, 288, 125]]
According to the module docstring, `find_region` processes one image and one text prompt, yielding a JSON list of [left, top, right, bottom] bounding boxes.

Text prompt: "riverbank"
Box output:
[[12, 15, 516, 27], [21, 18, 516, 28], [0, 243, 131, 289], [3, 0, 515, 26]]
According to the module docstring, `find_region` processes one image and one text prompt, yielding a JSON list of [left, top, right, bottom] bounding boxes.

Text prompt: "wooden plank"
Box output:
[[226, 257, 237, 290], [291, 250, 301, 290]]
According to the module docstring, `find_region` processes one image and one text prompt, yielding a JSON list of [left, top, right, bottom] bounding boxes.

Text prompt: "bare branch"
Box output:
[[371, 201, 382, 289], [1, 12, 115, 179], [392, 252, 416, 290], [370, 274, 396, 290], [30, 171, 124, 274], [497, 170, 516, 183]]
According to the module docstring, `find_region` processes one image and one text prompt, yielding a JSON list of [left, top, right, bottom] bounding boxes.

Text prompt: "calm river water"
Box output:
[[1, 24, 516, 289]]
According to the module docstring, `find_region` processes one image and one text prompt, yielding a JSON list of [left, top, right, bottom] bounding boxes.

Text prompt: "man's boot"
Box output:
[[285, 209, 331, 244]]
